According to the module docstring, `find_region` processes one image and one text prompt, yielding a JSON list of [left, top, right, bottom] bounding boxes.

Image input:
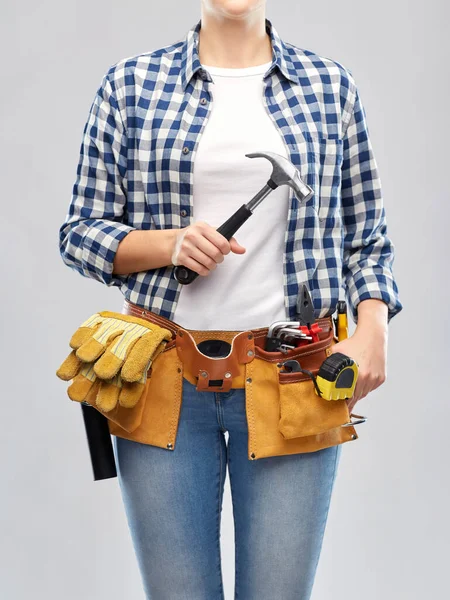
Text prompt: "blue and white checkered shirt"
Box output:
[[59, 18, 402, 324]]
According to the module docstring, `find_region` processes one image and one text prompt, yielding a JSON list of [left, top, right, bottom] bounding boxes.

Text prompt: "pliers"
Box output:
[[294, 284, 323, 344]]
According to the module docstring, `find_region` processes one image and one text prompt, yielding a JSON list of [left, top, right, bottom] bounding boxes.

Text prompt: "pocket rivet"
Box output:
[[201, 371, 208, 378], [351, 434, 357, 440], [247, 350, 254, 357], [224, 372, 232, 378], [246, 377, 252, 384], [250, 452, 256, 459], [167, 442, 173, 449], [177, 367, 182, 373], [248, 333, 253, 340]]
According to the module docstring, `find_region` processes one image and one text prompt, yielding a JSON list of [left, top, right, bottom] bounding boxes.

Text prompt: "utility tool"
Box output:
[[264, 320, 312, 352], [80, 402, 117, 480], [279, 358, 323, 396], [173, 151, 314, 285], [279, 359, 302, 373], [265, 320, 299, 351], [276, 328, 312, 344], [314, 352, 358, 400], [333, 300, 349, 341], [278, 343, 297, 354], [295, 284, 323, 343], [264, 285, 320, 352]]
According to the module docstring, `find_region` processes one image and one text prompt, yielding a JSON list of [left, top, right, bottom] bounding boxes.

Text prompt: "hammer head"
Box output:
[[245, 151, 314, 203]]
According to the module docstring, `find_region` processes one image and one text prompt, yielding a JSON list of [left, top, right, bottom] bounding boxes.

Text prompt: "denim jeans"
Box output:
[[112, 376, 342, 600]]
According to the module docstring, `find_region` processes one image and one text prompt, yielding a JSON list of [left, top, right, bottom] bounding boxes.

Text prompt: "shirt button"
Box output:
[[180, 209, 187, 217], [182, 146, 190, 154], [198, 69, 207, 80], [200, 97, 207, 105]]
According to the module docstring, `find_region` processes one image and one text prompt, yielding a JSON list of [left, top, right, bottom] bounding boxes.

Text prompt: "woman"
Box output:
[[59, 1, 402, 598]]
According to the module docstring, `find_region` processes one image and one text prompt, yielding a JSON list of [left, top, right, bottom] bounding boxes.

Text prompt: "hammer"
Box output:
[[173, 151, 314, 285]]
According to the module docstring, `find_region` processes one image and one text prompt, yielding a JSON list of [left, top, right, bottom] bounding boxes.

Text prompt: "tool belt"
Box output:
[[56, 299, 361, 460]]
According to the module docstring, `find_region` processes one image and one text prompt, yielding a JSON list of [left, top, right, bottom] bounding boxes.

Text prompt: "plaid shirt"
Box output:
[[59, 18, 402, 324]]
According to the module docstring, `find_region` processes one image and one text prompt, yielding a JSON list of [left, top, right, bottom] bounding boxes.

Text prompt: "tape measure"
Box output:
[[315, 352, 358, 400], [280, 352, 358, 401]]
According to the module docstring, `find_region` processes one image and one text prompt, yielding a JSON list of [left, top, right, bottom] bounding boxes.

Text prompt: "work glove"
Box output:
[[56, 311, 172, 412]]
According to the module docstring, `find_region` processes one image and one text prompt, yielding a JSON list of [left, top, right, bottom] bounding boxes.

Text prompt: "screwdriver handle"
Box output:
[[174, 204, 253, 285], [334, 300, 348, 341]]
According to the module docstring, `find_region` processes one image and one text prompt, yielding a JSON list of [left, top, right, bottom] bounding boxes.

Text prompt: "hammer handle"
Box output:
[[81, 403, 117, 481], [174, 204, 252, 285]]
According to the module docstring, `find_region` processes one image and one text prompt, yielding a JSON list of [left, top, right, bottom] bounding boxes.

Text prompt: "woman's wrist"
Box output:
[[354, 299, 389, 339], [113, 228, 181, 274]]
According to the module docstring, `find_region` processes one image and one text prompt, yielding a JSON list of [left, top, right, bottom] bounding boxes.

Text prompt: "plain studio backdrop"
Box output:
[[1, 1, 447, 598]]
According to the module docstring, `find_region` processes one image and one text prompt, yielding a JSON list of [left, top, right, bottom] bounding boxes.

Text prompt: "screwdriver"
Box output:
[[333, 300, 348, 341]]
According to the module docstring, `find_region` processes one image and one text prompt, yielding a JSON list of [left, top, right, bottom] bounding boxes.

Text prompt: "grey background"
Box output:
[[1, 1, 448, 598]]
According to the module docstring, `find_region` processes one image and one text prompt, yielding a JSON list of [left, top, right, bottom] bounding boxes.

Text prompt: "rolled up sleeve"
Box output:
[[341, 83, 403, 324], [59, 70, 135, 287]]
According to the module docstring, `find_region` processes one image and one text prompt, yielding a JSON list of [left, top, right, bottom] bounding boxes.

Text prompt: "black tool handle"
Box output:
[[264, 336, 283, 352], [174, 204, 253, 285], [81, 403, 117, 481]]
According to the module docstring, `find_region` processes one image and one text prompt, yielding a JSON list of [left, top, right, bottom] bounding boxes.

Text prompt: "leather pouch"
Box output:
[[82, 376, 148, 433], [278, 359, 351, 439], [107, 343, 185, 450], [244, 323, 358, 460]]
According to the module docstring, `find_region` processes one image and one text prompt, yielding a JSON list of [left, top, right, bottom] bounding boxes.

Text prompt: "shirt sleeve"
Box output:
[[340, 83, 403, 324], [59, 70, 136, 287]]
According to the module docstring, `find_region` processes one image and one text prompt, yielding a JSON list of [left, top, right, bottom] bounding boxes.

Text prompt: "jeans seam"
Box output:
[[307, 445, 341, 595], [215, 393, 227, 432], [227, 437, 240, 600], [216, 429, 225, 600]]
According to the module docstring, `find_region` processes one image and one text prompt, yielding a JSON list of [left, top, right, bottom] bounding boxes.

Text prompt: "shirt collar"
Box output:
[[180, 17, 301, 91]]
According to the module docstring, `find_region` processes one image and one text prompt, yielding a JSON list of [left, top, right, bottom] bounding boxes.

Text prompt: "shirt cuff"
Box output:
[[80, 220, 135, 287], [345, 266, 403, 324]]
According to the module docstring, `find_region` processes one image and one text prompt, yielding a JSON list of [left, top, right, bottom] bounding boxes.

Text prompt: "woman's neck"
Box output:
[[197, 10, 272, 69]]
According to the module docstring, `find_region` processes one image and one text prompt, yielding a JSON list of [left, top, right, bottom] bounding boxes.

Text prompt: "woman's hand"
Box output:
[[328, 299, 389, 413], [171, 221, 246, 276]]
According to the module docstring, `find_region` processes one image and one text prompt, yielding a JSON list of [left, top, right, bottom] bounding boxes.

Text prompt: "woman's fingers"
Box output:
[[171, 221, 245, 275]]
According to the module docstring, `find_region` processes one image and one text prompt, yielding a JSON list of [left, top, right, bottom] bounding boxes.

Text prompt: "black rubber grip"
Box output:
[[81, 403, 117, 481]]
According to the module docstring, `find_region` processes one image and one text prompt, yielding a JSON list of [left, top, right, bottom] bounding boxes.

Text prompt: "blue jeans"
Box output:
[[112, 377, 342, 600]]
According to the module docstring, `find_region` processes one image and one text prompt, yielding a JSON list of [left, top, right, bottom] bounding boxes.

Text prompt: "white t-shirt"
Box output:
[[173, 60, 291, 330]]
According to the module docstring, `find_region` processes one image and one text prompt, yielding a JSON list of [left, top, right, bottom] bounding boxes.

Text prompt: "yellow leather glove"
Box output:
[[56, 311, 172, 412]]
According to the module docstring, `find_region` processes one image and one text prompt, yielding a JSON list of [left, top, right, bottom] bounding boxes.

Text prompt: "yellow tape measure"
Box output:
[[315, 352, 358, 400]]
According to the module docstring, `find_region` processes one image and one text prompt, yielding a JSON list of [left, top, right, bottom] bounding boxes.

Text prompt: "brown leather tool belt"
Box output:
[[122, 298, 335, 393], [56, 298, 360, 460], [111, 298, 361, 459]]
